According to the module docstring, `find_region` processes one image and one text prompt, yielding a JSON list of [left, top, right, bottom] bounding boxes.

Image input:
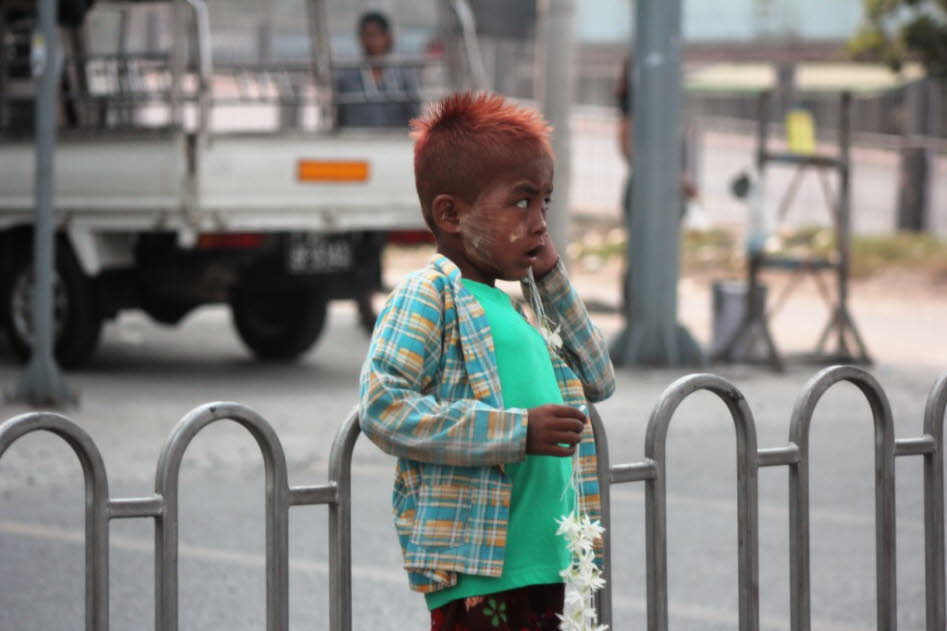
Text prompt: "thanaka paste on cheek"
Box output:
[[468, 200, 529, 247], [508, 224, 526, 243], [457, 201, 537, 283], [458, 207, 495, 269]]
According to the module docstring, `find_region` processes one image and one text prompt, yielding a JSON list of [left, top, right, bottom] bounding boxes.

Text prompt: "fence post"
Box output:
[[923, 375, 947, 631], [788, 365, 897, 631], [589, 405, 613, 628], [153, 402, 291, 631], [0, 413, 111, 631], [328, 410, 360, 631], [644, 374, 760, 631]]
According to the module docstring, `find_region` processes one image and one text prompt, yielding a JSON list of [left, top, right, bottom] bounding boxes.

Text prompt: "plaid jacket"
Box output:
[[358, 254, 615, 594]]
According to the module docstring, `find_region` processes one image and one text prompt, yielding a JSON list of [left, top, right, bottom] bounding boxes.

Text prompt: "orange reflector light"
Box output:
[[297, 160, 369, 182]]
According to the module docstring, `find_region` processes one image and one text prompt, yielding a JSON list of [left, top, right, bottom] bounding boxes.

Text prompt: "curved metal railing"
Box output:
[[1, 366, 944, 631]]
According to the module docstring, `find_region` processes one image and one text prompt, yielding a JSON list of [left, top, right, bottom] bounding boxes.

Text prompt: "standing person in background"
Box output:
[[616, 57, 634, 168], [616, 56, 636, 315], [335, 11, 423, 332], [615, 56, 696, 208], [615, 56, 696, 313]]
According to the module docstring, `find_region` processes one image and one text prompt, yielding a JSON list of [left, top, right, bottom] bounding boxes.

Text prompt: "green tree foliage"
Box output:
[[848, 0, 947, 79]]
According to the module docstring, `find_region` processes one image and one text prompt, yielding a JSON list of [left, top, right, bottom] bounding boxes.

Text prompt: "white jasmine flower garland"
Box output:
[[525, 268, 563, 352], [555, 512, 607, 631], [525, 267, 607, 631]]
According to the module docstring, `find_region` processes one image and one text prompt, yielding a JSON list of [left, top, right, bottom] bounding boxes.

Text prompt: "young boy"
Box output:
[[358, 92, 615, 630]]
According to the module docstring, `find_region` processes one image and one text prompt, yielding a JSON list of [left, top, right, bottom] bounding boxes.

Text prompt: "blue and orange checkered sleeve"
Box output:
[[359, 271, 529, 467], [521, 260, 616, 403]]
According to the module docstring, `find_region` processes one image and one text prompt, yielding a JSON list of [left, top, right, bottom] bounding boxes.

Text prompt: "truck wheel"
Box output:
[[230, 289, 328, 361], [1, 245, 103, 368]]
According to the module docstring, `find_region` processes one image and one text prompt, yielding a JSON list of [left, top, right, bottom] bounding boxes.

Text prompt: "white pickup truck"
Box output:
[[0, 0, 483, 366]]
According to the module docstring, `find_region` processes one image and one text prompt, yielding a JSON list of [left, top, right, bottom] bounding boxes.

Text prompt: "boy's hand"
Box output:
[[530, 239, 560, 280], [526, 404, 587, 457]]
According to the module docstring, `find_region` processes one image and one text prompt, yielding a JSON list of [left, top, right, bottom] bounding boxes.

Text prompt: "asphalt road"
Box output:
[[1, 302, 944, 630]]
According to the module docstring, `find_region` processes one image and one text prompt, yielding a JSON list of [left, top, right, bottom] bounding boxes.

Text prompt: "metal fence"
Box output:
[[1, 364, 945, 631]]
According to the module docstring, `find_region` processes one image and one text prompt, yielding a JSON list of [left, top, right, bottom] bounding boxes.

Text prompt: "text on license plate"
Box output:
[[287, 235, 354, 273]]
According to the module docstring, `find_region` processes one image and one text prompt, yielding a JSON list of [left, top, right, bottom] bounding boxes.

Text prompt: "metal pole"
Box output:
[[589, 405, 614, 628], [0, 413, 111, 631], [836, 92, 852, 356], [535, 0, 574, 257], [610, 0, 702, 367], [257, 0, 273, 64], [788, 366, 898, 631], [117, 8, 131, 125], [437, 0, 465, 93], [0, 1, 9, 130], [155, 403, 292, 631], [305, 0, 334, 129], [328, 411, 360, 631], [645, 374, 760, 631], [12, 0, 74, 406], [184, 0, 211, 143], [922, 375, 946, 631], [169, 0, 187, 128]]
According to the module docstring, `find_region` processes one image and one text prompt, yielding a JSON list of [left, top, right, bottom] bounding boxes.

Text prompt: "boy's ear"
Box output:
[[431, 194, 463, 235]]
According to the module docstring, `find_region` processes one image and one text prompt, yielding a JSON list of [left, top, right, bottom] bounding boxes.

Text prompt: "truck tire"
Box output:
[[230, 289, 327, 361], [0, 244, 102, 368]]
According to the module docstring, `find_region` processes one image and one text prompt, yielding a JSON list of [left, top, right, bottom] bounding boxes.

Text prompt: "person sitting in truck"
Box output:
[[334, 10, 421, 129]]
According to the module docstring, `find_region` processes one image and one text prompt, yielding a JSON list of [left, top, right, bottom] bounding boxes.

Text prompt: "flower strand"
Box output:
[[524, 267, 606, 630], [556, 512, 607, 631], [525, 267, 563, 352]]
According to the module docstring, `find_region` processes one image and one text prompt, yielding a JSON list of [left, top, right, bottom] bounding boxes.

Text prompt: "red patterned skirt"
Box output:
[[430, 583, 564, 631]]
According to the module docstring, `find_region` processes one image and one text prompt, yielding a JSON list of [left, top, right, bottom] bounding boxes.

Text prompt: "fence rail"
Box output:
[[1, 365, 945, 631]]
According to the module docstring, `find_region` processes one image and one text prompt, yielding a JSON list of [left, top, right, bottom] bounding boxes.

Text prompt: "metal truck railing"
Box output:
[[1, 364, 945, 631]]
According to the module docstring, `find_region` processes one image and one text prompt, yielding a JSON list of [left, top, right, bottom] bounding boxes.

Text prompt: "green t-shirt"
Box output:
[[425, 279, 575, 611]]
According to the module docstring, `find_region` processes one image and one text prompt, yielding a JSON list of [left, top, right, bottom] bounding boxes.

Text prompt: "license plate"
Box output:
[[286, 234, 354, 273]]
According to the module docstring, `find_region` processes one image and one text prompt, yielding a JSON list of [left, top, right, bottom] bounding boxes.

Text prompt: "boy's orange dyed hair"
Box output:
[[411, 92, 553, 231]]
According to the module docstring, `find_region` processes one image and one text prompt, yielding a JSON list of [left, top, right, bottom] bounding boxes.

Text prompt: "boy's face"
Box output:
[[441, 152, 554, 285]]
